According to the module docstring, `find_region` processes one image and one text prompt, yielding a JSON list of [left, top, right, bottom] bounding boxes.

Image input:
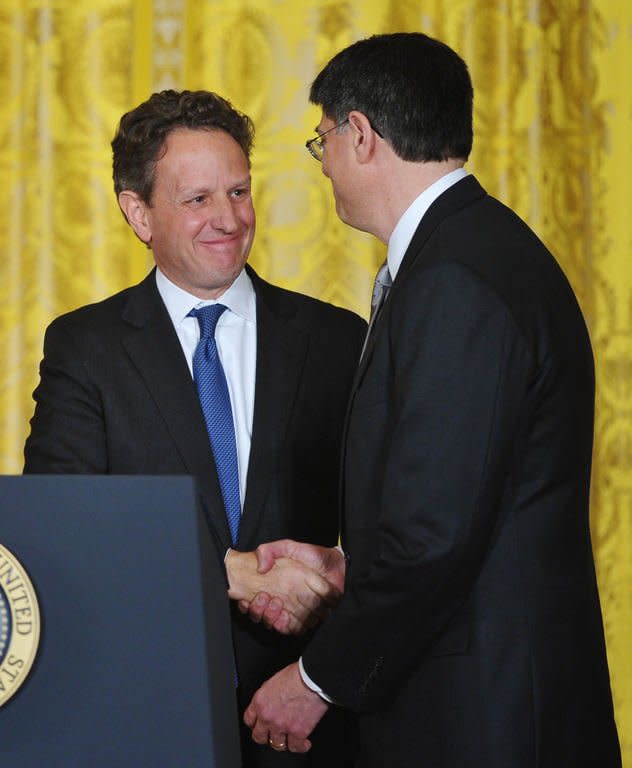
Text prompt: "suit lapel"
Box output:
[[119, 272, 232, 548], [353, 175, 487, 388], [340, 175, 488, 541], [238, 269, 308, 549]]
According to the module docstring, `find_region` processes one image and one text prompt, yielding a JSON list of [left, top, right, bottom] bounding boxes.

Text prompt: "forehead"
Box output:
[[157, 128, 249, 174]]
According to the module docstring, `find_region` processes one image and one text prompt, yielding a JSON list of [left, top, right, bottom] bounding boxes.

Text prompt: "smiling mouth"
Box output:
[[197, 236, 240, 247]]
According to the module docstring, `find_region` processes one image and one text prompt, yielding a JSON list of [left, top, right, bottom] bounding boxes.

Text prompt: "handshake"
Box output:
[[225, 540, 346, 634]]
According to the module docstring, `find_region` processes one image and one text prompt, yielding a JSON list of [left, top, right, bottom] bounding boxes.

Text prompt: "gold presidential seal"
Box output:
[[0, 543, 40, 707]]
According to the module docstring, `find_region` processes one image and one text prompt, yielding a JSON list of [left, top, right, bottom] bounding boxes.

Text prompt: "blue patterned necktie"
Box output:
[[189, 304, 241, 546]]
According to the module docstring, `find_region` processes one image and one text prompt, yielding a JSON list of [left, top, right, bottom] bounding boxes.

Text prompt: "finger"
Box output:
[[251, 725, 268, 745], [278, 610, 306, 635], [268, 733, 287, 751], [245, 711, 274, 747], [243, 704, 256, 728], [296, 595, 334, 623], [247, 592, 272, 623], [287, 735, 312, 753], [300, 566, 342, 599], [261, 597, 284, 628], [237, 599, 249, 613], [269, 574, 331, 624], [295, 573, 341, 614]]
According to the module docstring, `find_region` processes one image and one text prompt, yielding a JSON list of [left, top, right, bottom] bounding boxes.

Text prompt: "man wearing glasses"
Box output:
[[24, 89, 365, 767], [243, 32, 621, 768]]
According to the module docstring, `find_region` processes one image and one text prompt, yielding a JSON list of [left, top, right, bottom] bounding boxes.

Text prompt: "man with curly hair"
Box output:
[[24, 89, 365, 767]]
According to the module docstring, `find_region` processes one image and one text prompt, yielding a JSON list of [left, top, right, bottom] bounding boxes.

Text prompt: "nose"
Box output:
[[210, 196, 238, 232]]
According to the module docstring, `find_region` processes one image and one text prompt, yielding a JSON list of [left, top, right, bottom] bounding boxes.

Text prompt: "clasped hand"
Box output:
[[226, 540, 345, 635]]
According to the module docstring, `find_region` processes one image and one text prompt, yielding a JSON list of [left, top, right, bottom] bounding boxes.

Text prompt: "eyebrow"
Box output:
[[230, 176, 252, 187], [178, 176, 252, 195]]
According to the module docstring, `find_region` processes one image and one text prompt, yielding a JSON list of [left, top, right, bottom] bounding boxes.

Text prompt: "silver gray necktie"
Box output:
[[370, 261, 392, 320], [360, 261, 392, 360]]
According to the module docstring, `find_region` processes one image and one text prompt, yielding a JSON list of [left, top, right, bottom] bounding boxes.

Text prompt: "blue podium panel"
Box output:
[[0, 475, 240, 768]]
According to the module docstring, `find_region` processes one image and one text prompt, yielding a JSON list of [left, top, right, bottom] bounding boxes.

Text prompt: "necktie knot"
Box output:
[[189, 304, 227, 339]]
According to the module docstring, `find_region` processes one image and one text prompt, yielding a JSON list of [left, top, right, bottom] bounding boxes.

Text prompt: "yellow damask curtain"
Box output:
[[0, 0, 630, 760]]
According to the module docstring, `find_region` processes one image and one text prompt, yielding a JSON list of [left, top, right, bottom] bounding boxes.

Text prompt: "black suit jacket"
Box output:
[[24, 265, 366, 765], [302, 176, 621, 768]]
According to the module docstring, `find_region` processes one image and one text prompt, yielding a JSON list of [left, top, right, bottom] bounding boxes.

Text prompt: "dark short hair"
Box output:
[[309, 32, 473, 162], [112, 89, 255, 202]]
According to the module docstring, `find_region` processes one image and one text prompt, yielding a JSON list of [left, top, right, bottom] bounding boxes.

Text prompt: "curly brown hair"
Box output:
[[112, 90, 255, 203]]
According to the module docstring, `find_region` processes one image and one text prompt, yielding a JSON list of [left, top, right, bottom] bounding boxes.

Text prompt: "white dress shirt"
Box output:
[[155, 267, 257, 509], [300, 166, 469, 702], [386, 167, 468, 280]]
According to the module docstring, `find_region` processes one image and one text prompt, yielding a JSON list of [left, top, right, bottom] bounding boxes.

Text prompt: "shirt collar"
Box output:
[[387, 167, 468, 280], [155, 267, 256, 327]]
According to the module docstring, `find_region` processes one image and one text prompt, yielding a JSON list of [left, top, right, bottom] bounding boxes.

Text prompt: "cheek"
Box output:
[[239, 205, 256, 233], [180, 212, 208, 239]]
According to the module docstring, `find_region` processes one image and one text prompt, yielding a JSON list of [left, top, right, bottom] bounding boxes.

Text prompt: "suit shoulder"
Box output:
[[45, 281, 144, 333], [422, 192, 578, 306], [255, 277, 367, 335], [295, 291, 366, 332]]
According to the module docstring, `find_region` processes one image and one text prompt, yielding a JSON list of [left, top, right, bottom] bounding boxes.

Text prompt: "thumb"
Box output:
[[255, 539, 294, 573]]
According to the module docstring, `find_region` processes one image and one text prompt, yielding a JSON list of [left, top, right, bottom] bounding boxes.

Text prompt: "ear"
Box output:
[[348, 110, 380, 164], [118, 190, 152, 244]]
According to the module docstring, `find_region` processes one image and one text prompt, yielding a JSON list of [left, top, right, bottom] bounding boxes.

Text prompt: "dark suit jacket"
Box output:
[[302, 176, 621, 768], [24, 265, 366, 766]]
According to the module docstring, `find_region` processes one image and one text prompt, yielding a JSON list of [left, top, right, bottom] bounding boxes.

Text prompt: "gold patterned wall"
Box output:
[[1, 0, 630, 761]]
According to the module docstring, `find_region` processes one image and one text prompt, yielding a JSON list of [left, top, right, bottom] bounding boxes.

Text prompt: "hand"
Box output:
[[257, 540, 346, 591], [244, 662, 329, 754], [238, 541, 346, 631], [226, 550, 340, 635]]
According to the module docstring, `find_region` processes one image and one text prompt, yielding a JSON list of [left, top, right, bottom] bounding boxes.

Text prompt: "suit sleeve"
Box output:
[[24, 318, 109, 473], [302, 260, 535, 711]]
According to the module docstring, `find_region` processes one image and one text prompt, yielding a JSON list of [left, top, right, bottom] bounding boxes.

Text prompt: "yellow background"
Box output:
[[0, 1, 630, 761]]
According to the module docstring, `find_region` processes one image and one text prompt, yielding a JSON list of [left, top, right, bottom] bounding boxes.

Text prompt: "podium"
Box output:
[[0, 475, 241, 767]]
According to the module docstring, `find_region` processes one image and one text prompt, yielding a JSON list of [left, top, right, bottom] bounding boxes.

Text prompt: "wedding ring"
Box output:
[[268, 734, 287, 751]]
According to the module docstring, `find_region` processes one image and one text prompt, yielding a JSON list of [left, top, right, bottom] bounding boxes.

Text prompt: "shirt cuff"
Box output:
[[299, 657, 334, 704]]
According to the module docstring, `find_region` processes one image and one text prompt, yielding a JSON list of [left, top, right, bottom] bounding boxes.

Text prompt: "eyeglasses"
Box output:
[[305, 118, 384, 162], [305, 119, 349, 162]]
